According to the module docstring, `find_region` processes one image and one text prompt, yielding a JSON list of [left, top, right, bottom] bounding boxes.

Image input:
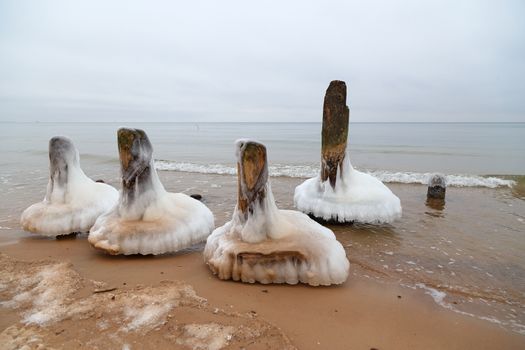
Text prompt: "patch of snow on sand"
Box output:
[[123, 303, 172, 332], [0, 255, 82, 326], [0, 325, 48, 350], [119, 285, 204, 332], [177, 323, 235, 350], [0, 254, 296, 349], [0, 254, 205, 331]]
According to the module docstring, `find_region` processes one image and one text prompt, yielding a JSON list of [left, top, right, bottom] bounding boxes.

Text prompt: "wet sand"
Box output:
[[1, 237, 523, 349], [1, 171, 524, 349]]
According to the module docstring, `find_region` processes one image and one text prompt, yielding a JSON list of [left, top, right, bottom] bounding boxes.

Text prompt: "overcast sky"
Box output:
[[0, 0, 524, 122]]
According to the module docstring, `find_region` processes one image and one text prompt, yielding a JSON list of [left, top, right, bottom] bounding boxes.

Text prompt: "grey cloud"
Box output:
[[1, 0, 524, 122]]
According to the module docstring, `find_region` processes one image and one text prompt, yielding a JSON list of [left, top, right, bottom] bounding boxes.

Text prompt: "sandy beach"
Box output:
[[1, 171, 524, 349]]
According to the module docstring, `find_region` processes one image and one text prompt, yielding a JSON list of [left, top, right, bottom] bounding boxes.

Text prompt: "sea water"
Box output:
[[1, 122, 524, 180]]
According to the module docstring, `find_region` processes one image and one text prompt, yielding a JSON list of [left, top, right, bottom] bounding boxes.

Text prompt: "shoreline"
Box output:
[[153, 160, 522, 187], [1, 171, 524, 348]]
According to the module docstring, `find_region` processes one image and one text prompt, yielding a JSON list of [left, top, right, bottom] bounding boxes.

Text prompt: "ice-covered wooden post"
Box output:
[[88, 127, 214, 255], [321, 80, 350, 188], [427, 174, 446, 200], [237, 141, 268, 220], [117, 128, 153, 207], [48, 137, 74, 189], [203, 139, 350, 286], [294, 80, 402, 224], [20, 136, 119, 237]]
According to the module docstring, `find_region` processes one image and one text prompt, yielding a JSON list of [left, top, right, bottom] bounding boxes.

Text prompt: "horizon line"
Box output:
[[1, 121, 524, 124]]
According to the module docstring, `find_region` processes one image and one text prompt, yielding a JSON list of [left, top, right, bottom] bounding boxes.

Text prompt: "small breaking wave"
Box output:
[[155, 160, 316, 178], [154, 160, 516, 188], [413, 283, 525, 335], [369, 171, 515, 188]]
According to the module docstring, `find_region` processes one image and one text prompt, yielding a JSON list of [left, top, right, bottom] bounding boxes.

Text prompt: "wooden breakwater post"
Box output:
[[48, 136, 76, 189], [427, 174, 446, 200], [236, 140, 268, 221], [321, 80, 350, 188], [117, 128, 154, 207]]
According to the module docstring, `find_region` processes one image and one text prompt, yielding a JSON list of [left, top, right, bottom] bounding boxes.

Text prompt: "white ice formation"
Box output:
[[294, 156, 402, 224], [88, 128, 214, 255], [294, 80, 401, 224], [20, 136, 119, 237], [204, 140, 349, 286]]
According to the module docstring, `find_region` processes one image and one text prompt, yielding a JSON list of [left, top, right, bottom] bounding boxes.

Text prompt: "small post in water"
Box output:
[[427, 174, 446, 200]]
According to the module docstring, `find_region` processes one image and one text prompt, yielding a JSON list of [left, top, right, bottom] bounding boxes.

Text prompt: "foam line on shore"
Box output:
[[154, 160, 516, 188], [414, 283, 525, 335]]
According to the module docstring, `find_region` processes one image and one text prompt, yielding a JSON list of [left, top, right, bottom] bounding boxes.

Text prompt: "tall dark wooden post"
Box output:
[[321, 80, 349, 188]]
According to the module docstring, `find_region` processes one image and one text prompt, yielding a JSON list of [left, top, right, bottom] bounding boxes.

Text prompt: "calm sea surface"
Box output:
[[1, 122, 524, 178]]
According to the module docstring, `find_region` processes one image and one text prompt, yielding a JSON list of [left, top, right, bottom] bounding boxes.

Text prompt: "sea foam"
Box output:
[[154, 160, 516, 188]]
